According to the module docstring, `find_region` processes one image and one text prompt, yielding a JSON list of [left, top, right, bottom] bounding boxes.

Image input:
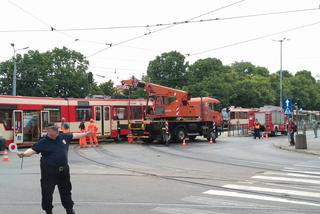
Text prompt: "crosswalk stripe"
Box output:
[[252, 175, 320, 185], [223, 184, 320, 198], [203, 190, 320, 207], [263, 171, 320, 179], [181, 196, 276, 208], [283, 169, 320, 175], [294, 164, 320, 169], [153, 207, 223, 214]]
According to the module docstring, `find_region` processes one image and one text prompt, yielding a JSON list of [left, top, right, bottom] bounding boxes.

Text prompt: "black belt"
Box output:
[[42, 164, 69, 172]]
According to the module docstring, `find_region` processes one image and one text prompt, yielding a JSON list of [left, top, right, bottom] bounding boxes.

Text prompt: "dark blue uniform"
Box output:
[[32, 133, 74, 214]]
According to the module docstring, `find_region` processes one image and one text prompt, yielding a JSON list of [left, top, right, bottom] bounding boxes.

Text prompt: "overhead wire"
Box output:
[[87, 0, 247, 58], [1, 7, 319, 33], [186, 20, 320, 56], [7, 0, 76, 40]]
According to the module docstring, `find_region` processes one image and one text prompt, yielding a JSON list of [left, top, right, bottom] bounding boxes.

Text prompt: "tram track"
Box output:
[[145, 144, 287, 172], [71, 145, 320, 207]]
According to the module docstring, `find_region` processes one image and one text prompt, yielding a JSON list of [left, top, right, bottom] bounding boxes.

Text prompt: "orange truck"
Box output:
[[121, 77, 222, 144]]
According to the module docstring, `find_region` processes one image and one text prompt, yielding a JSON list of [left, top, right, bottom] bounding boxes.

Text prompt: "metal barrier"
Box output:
[[228, 124, 250, 137]]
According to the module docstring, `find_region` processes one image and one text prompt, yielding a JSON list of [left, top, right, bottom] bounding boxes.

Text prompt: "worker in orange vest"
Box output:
[[78, 121, 87, 148], [253, 119, 261, 139], [87, 118, 98, 147], [60, 117, 70, 134]]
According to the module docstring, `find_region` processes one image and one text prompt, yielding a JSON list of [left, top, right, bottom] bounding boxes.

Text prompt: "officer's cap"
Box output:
[[45, 122, 59, 131]]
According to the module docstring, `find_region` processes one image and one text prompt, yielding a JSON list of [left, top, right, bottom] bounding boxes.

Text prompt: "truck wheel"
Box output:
[[175, 126, 187, 143]]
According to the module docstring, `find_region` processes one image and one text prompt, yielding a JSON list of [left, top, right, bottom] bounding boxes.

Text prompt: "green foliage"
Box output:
[[2, 48, 319, 110], [144, 53, 320, 110], [99, 80, 115, 96], [147, 51, 188, 88], [0, 47, 90, 97]]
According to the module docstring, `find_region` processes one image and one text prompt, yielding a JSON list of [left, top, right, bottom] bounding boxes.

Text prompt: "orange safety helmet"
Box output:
[[61, 117, 66, 122], [90, 118, 94, 122]]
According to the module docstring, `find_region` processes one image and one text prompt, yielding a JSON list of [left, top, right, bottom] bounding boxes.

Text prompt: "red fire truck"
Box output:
[[254, 106, 288, 136], [0, 95, 146, 147]]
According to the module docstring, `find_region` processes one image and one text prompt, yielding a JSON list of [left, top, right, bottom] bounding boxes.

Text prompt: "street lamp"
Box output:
[[10, 43, 29, 96], [273, 38, 290, 109]]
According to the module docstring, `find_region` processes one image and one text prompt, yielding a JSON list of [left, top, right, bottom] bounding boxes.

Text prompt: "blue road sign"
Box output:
[[283, 98, 292, 115]]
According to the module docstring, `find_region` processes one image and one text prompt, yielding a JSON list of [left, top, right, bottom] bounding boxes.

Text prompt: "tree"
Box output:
[[289, 70, 319, 109], [0, 47, 90, 97], [187, 58, 224, 82], [99, 80, 115, 96], [231, 76, 276, 107], [147, 51, 188, 88]]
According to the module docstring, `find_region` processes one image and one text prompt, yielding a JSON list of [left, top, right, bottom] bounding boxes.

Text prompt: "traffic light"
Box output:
[[294, 98, 301, 109], [87, 72, 93, 83], [296, 99, 301, 109]]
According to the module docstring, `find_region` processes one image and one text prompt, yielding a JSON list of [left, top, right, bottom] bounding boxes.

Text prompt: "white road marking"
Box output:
[[223, 184, 320, 198], [263, 171, 320, 179], [203, 190, 320, 207], [294, 164, 320, 169], [252, 175, 320, 185], [283, 169, 320, 175], [153, 207, 222, 214], [181, 196, 276, 208]]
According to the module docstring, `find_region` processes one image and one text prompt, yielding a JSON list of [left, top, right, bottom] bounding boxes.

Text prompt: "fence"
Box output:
[[227, 123, 251, 137]]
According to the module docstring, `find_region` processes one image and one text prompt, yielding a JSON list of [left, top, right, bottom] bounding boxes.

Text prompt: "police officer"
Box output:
[[17, 123, 92, 214]]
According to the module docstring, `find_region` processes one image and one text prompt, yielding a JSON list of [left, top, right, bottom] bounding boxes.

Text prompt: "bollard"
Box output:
[[295, 134, 307, 149]]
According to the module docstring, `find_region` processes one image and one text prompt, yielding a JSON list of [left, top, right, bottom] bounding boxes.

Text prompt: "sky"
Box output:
[[1, 0, 320, 85]]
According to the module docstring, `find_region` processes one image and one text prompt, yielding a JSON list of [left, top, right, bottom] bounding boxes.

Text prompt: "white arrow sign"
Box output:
[[285, 99, 290, 108]]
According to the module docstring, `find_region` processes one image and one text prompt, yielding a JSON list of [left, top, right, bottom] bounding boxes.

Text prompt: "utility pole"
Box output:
[[273, 38, 290, 109], [10, 43, 29, 96]]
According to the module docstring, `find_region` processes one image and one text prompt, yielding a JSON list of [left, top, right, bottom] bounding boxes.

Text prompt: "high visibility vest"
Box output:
[[254, 122, 260, 129], [88, 123, 98, 133]]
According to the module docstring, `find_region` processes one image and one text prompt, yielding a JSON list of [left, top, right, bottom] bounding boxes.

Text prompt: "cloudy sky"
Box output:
[[1, 0, 320, 85]]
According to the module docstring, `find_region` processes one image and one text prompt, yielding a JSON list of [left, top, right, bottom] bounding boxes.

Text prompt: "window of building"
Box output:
[[44, 107, 61, 122], [113, 106, 127, 120], [76, 107, 92, 121]]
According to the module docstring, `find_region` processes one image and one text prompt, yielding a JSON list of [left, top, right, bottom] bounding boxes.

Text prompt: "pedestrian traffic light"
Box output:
[[87, 72, 93, 83]]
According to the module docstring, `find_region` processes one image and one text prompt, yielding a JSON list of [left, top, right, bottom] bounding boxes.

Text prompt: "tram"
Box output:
[[0, 95, 146, 146]]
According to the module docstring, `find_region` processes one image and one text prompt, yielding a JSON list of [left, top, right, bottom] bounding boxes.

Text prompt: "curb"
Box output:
[[272, 143, 320, 156]]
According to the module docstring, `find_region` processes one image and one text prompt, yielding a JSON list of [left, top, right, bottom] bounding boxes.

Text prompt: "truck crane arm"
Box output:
[[121, 77, 191, 103]]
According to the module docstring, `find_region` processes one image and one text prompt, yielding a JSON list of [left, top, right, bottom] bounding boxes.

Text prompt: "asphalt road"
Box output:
[[1, 135, 320, 214]]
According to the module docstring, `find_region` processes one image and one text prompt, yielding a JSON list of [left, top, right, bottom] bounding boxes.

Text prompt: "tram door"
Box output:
[[40, 111, 50, 137], [13, 110, 23, 144], [94, 106, 111, 136], [103, 106, 111, 136], [94, 106, 102, 135]]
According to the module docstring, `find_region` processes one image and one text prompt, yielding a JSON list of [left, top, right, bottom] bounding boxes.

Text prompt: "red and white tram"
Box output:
[[229, 107, 257, 129], [0, 95, 146, 146]]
